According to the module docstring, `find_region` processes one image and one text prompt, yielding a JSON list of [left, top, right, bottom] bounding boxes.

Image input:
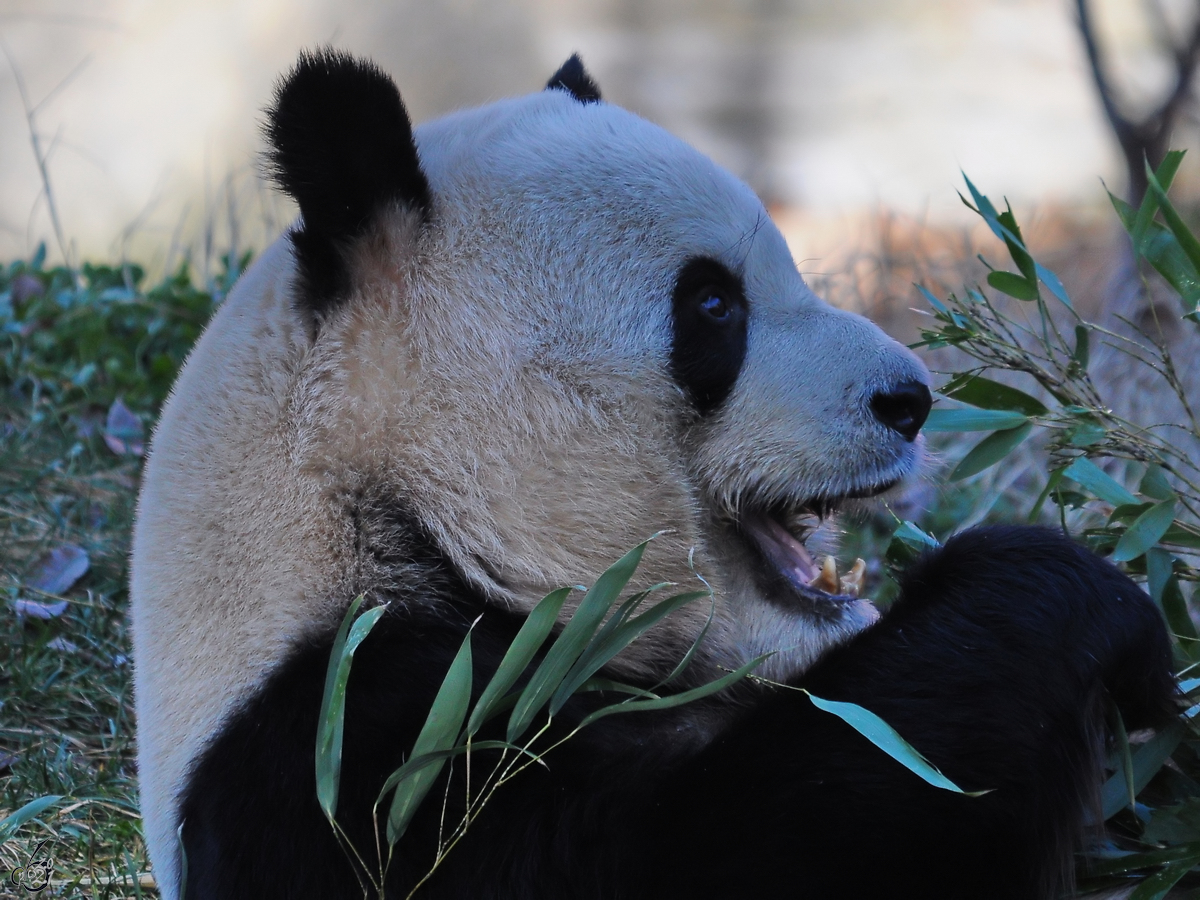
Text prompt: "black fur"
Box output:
[[266, 49, 431, 324], [179, 524, 1174, 899], [545, 54, 602, 104], [670, 258, 749, 415]]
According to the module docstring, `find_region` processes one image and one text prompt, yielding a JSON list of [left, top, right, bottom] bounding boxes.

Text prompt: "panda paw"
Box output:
[[897, 524, 1178, 730]]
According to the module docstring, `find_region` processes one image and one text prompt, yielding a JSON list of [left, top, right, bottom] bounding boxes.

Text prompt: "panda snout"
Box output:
[[869, 380, 932, 442]]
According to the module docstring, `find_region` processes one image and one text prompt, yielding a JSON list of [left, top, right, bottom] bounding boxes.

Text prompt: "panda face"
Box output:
[[313, 82, 930, 677]]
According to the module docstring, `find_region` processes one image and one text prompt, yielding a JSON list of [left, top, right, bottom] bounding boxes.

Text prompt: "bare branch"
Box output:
[[0, 39, 79, 283]]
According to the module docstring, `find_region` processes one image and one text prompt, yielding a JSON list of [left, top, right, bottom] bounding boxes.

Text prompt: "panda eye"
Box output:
[[698, 292, 731, 324]]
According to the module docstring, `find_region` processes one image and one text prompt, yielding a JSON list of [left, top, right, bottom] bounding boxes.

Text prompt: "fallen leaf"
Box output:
[[103, 398, 145, 456], [27, 544, 89, 595], [12, 597, 68, 619]]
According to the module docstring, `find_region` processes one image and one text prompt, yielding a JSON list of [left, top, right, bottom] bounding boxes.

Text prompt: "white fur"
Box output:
[[131, 86, 926, 897]]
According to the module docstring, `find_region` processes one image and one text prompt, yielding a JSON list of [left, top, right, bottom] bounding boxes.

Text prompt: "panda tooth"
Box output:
[[839, 558, 867, 598], [809, 556, 840, 594]]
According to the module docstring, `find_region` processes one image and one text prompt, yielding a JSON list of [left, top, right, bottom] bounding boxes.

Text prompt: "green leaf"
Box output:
[[1112, 499, 1178, 562], [1145, 155, 1200, 277], [1146, 547, 1174, 607], [886, 520, 941, 567], [961, 174, 1073, 309], [1162, 573, 1198, 641], [1066, 421, 1106, 448], [1100, 721, 1185, 821], [942, 376, 1047, 416], [1144, 797, 1200, 844], [387, 629, 475, 845], [1028, 468, 1065, 522], [1034, 262, 1072, 309], [1062, 458, 1139, 508], [895, 520, 940, 549], [986, 270, 1038, 301], [508, 540, 650, 742], [1088, 842, 1200, 877], [376, 740, 539, 801], [1109, 701, 1136, 813], [1142, 222, 1200, 315], [806, 693, 984, 795], [923, 408, 1029, 432], [1140, 465, 1176, 502], [950, 422, 1033, 481], [1134, 151, 1186, 243], [315, 597, 387, 821], [576, 656, 767, 730], [1127, 858, 1198, 900], [0, 794, 63, 843], [467, 587, 572, 737], [1072, 324, 1090, 371], [550, 589, 710, 716], [1114, 156, 1200, 313], [915, 283, 949, 315]]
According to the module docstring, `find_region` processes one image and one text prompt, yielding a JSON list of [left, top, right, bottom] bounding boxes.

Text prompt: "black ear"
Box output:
[[266, 49, 430, 324], [545, 54, 601, 104]]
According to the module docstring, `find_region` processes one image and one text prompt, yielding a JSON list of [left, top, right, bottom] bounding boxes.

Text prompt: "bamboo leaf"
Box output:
[[1072, 324, 1089, 370], [805, 693, 985, 796], [1144, 155, 1200, 277], [943, 376, 1047, 416], [986, 270, 1039, 301], [915, 283, 949, 315], [467, 587, 572, 736], [1100, 721, 1185, 821], [960, 175, 1073, 308], [1109, 702, 1136, 813], [1062, 458, 1140, 508], [577, 656, 767, 730], [1162, 574, 1198, 641], [1089, 844, 1200, 878], [894, 520, 940, 549], [315, 597, 387, 821], [508, 540, 650, 742], [1087, 841, 1200, 877], [0, 794, 63, 843], [1139, 465, 1176, 502], [923, 408, 1029, 432], [376, 740, 539, 802], [1112, 499, 1178, 562], [1133, 151, 1186, 244], [1034, 262, 1072, 309], [950, 422, 1033, 481], [1146, 547, 1174, 607], [1127, 858, 1198, 900], [1028, 468, 1064, 522], [387, 630, 475, 845], [550, 589, 709, 715]]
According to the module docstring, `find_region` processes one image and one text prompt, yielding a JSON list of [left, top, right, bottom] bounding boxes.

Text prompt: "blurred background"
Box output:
[[1, 0, 1198, 314]]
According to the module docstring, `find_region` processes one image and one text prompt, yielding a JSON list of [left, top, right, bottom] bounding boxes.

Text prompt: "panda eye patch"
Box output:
[[670, 258, 749, 415]]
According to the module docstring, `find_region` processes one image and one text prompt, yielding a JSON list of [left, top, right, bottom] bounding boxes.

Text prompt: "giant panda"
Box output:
[[131, 50, 1175, 900]]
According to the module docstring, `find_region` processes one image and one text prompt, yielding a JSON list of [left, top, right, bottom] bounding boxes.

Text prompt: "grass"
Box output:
[[0, 250, 227, 897]]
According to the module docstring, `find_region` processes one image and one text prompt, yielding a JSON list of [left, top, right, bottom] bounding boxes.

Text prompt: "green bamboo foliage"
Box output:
[[911, 155, 1200, 892], [315, 536, 977, 897]]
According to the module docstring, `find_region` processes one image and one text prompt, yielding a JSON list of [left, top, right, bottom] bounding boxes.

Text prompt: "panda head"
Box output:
[[202, 50, 926, 681]]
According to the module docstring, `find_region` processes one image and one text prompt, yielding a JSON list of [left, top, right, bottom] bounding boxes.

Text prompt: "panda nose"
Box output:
[[870, 381, 932, 442]]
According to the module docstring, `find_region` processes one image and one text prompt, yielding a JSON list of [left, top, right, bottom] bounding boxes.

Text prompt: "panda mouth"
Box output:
[[735, 478, 898, 611], [739, 508, 866, 609]]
